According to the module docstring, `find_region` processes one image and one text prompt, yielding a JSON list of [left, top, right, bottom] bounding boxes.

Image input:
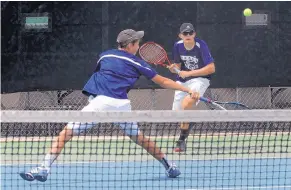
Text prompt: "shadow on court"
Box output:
[[1, 158, 291, 190]]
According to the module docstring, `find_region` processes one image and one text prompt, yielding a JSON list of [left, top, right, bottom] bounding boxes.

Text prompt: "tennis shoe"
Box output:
[[19, 166, 49, 182], [166, 163, 181, 178]]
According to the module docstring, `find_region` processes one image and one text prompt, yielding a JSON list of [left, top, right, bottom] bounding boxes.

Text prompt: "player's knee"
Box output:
[[182, 96, 196, 110], [59, 128, 73, 141], [59, 129, 67, 137]]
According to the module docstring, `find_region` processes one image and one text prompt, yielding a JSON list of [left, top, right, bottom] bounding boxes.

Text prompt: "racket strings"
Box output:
[[140, 44, 165, 63]]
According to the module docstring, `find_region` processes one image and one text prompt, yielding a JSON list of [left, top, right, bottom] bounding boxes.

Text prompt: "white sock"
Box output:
[[41, 153, 57, 168]]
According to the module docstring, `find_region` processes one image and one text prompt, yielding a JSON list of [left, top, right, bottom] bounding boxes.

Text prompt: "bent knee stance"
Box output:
[[182, 96, 196, 110], [57, 128, 74, 143], [59, 129, 71, 137]]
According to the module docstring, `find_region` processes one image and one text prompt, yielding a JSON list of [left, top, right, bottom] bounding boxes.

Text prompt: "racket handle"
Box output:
[[173, 67, 180, 74], [199, 97, 211, 103]]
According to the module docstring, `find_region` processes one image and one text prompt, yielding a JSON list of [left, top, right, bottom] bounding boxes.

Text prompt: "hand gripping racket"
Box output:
[[139, 42, 181, 74]]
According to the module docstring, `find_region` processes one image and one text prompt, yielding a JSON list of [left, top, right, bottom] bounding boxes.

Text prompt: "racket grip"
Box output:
[[199, 97, 211, 103], [173, 67, 180, 74]]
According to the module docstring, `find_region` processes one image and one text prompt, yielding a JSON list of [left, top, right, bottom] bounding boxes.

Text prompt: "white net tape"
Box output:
[[2, 110, 291, 123]]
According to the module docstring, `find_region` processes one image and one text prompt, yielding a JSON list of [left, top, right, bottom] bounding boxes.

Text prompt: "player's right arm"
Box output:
[[151, 75, 199, 100], [134, 58, 199, 100]]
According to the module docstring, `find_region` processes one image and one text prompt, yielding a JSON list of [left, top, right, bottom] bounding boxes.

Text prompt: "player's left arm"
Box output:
[[180, 42, 215, 78], [168, 43, 182, 73], [187, 62, 215, 77]]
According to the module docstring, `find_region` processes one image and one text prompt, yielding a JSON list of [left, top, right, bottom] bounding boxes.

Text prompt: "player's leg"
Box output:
[[129, 132, 181, 178], [19, 96, 97, 182], [172, 86, 189, 152], [118, 103, 181, 178], [172, 85, 188, 111], [19, 126, 75, 182], [173, 95, 196, 152], [174, 78, 210, 152]]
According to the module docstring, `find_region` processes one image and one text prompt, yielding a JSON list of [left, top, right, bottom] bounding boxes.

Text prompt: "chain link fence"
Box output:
[[1, 87, 290, 110]]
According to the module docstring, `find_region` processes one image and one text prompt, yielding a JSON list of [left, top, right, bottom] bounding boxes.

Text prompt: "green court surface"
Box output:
[[2, 133, 290, 164]]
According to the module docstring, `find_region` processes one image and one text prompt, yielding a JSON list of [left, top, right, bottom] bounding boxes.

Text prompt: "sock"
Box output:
[[41, 153, 58, 168], [179, 123, 193, 141], [179, 129, 190, 141], [159, 156, 170, 170]]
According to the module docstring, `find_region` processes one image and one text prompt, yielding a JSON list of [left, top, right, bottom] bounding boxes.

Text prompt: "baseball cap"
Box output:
[[179, 23, 195, 33], [116, 29, 144, 45]]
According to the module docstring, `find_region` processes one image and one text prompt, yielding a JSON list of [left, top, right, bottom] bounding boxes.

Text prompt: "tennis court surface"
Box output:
[[1, 110, 291, 190]]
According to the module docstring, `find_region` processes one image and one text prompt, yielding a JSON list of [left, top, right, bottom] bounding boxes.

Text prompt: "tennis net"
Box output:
[[1, 110, 291, 190]]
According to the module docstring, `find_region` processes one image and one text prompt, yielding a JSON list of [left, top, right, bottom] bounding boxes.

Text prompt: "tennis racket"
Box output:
[[139, 42, 181, 74], [200, 97, 250, 110]]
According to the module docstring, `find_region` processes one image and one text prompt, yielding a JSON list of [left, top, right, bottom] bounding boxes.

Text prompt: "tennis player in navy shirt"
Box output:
[[168, 23, 216, 152], [19, 29, 200, 182]]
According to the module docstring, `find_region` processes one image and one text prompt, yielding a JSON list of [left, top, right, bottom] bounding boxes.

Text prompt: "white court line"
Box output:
[[184, 186, 291, 190]]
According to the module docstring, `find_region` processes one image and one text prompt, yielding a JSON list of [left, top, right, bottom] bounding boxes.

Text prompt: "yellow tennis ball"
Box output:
[[243, 8, 252, 17]]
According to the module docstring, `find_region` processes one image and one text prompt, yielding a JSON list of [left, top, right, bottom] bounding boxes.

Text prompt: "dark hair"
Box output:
[[118, 39, 139, 48]]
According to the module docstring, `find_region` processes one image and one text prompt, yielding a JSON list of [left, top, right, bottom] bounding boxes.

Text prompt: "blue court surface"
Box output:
[[1, 158, 291, 190]]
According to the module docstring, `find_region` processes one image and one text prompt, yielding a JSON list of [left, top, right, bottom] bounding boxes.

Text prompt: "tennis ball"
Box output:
[[243, 8, 252, 17]]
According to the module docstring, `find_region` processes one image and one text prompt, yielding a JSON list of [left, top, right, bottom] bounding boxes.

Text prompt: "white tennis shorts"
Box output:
[[67, 95, 139, 136], [172, 77, 210, 110]]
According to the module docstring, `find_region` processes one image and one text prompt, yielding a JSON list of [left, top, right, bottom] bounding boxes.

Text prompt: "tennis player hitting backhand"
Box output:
[[168, 23, 216, 152], [19, 29, 200, 182]]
